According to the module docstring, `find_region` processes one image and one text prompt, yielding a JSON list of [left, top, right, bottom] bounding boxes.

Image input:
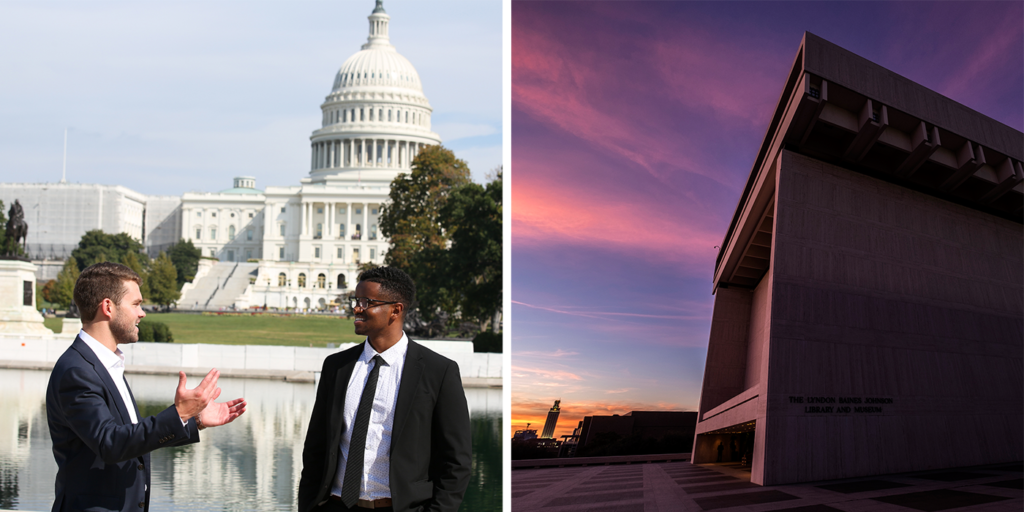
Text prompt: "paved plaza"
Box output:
[[512, 460, 1023, 511]]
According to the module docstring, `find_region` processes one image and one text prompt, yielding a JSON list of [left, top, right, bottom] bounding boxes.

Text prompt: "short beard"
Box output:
[[111, 308, 139, 345]]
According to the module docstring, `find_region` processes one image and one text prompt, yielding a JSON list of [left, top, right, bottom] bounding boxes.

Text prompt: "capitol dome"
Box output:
[[323, 0, 428, 102], [307, 0, 441, 184], [332, 41, 424, 95]]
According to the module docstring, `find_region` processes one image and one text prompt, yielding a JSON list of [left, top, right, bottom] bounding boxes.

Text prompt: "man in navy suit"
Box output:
[[46, 262, 246, 511], [298, 266, 471, 512]]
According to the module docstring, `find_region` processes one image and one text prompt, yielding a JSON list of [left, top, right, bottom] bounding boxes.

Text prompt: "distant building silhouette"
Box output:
[[512, 422, 538, 441], [511, 419, 560, 460], [575, 411, 697, 457], [540, 400, 560, 439]]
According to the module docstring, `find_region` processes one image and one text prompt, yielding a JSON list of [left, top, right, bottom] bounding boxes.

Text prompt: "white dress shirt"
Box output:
[[332, 333, 409, 500], [79, 330, 138, 424]]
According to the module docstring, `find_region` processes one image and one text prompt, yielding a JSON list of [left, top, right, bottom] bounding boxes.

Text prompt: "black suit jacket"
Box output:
[[45, 336, 199, 512], [298, 339, 472, 512]]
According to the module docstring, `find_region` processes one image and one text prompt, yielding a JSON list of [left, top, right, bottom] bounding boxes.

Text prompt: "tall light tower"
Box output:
[[541, 400, 560, 439]]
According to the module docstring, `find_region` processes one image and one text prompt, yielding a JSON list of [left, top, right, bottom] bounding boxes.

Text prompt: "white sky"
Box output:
[[0, 0, 502, 195]]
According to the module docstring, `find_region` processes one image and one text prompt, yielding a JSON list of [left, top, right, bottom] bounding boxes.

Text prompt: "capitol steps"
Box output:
[[179, 262, 258, 309]]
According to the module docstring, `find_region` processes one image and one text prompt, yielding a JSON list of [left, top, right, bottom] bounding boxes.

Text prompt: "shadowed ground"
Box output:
[[512, 459, 1022, 511]]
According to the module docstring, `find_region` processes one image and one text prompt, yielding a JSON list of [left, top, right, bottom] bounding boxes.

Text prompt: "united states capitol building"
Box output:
[[0, 1, 442, 311]]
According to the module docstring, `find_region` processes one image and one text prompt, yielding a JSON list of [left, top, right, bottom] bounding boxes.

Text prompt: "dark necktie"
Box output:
[[341, 355, 384, 508]]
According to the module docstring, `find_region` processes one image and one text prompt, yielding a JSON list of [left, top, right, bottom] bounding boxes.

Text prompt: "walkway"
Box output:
[[512, 460, 1022, 511]]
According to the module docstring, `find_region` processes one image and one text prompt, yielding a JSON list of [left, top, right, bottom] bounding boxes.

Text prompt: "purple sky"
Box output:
[[511, 1, 1023, 438]]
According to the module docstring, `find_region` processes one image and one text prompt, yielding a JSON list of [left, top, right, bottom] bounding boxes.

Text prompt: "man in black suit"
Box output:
[[46, 262, 246, 512], [299, 266, 471, 512]]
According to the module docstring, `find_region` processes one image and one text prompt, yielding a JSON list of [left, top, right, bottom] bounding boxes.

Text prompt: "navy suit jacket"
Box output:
[[45, 336, 199, 512], [298, 339, 472, 512]]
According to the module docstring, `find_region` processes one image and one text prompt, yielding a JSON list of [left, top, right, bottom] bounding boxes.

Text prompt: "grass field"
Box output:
[[43, 317, 62, 333], [43, 313, 365, 347]]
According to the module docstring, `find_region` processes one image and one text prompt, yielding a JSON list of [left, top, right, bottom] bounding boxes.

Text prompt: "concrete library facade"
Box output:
[[693, 33, 1022, 486]]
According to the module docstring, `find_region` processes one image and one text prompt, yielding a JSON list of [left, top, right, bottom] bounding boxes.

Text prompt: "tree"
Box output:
[[70, 230, 145, 271], [53, 257, 80, 309], [147, 251, 180, 306], [380, 145, 471, 270], [167, 239, 201, 289], [380, 145, 471, 328], [0, 199, 7, 254], [120, 251, 151, 298], [41, 279, 57, 304], [442, 170, 502, 332]]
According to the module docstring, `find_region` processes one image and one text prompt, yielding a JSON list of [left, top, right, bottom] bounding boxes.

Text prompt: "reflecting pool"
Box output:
[[0, 368, 501, 511]]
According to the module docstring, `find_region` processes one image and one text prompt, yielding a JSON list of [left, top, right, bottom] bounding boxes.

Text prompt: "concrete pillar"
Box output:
[[346, 203, 352, 240], [362, 204, 368, 240]]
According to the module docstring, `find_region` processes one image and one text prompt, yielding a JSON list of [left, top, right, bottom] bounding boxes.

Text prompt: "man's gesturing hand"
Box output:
[[199, 397, 247, 428], [175, 369, 221, 423]]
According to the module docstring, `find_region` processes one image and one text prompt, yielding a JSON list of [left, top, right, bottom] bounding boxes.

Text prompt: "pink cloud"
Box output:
[[513, 23, 719, 188], [511, 365, 583, 382], [515, 349, 580, 358], [511, 166, 723, 270], [937, 13, 1023, 105], [512, 300, 708, 321], [512, 8, 783, 191], [647, 31, 783, 128]]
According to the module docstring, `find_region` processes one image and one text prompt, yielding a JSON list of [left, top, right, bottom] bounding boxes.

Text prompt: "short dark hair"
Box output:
[[358, 266, 416, 313], [74, 262, 142, 323]]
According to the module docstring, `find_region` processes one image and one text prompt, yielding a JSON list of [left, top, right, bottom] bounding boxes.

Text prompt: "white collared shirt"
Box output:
[[78, 329, 139, 424], [332, 333, 409, 500]]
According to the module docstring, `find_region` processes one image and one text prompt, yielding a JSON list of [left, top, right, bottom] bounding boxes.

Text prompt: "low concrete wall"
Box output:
[[512, 453, 691, 469], [0, 337, 502, 382]]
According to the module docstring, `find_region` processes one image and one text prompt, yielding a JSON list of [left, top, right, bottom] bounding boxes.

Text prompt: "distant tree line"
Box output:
[[41, 230, 201, 309]]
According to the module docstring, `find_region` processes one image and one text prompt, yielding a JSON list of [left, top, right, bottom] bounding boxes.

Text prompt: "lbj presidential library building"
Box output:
[[693, 33, 1022, 485]]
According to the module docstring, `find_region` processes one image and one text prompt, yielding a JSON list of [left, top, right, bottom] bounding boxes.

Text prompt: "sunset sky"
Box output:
[[511, 1, 1023, 439]]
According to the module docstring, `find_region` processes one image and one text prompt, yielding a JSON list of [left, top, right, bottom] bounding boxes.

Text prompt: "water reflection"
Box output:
[[0, 369, 501, 511]]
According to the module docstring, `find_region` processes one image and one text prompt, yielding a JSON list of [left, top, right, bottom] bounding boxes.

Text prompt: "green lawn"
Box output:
[[44, 313, 365, 347], [43, 317, 63, 333]]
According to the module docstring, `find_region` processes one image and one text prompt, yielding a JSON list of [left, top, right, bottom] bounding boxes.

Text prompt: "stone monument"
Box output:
[[0, 200, 57, 337], [4, 199, 28, 256]]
